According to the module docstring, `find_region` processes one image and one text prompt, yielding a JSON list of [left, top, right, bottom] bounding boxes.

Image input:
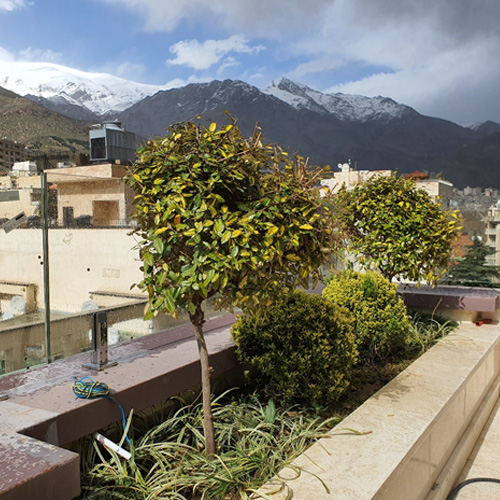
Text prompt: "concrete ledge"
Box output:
[[0, 432, 79, 500], [257, 322, 500, 500], [399, 285, 500, 323]]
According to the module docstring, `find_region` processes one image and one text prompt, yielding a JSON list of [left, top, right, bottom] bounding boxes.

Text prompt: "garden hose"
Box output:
[[446, 477, 500, 499]]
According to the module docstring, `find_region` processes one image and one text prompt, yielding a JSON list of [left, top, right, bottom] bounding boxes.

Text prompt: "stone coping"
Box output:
[[399, 284, 500, 314], [256, 322, 500, 500]]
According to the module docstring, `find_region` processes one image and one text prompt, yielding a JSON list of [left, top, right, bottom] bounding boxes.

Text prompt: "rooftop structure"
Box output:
[[320, 162, 392, 194], [46, 163, 134, 227], [89, 121, 135, 165]]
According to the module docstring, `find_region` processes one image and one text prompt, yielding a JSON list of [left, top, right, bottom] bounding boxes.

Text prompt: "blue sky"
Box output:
[[0, 0, 499, 125]]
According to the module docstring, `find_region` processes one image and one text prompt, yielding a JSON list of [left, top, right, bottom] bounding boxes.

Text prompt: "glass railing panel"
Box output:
[[1, 166, 223, 377]]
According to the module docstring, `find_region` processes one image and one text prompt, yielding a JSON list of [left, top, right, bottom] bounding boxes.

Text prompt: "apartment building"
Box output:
[[0, 138, 26, 172], [485, 201, 500, 266]]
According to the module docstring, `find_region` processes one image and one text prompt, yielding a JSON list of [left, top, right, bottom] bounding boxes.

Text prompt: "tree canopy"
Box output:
[[335, 175, 461, 284], [127, 118, 337, 453], [444, 236, 500, 287]]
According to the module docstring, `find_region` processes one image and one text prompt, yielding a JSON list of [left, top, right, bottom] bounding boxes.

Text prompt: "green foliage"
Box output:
[[443, 236, 500, 287], [231, 290, 357, 405], [127, 118, 336, 319], [405, 311, 457, 356], [80, 391, 340, 499], [323, 270, 410, 362], [335, 175, 461, 284]]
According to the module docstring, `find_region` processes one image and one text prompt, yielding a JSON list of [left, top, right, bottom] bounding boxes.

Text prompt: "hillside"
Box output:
[[0, 87, 90, 155]]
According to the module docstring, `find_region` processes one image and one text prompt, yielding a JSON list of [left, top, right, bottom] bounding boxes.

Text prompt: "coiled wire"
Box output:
[[73, 376, 131, 446]]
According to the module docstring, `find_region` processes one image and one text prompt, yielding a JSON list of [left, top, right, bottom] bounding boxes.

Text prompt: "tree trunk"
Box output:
[[190, 304, 216, 456]]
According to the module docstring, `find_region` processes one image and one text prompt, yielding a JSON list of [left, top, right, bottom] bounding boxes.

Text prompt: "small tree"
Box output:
[[335, 175, 461, 284], [444, 236, 500, 287], [128, 119, 336, 454]]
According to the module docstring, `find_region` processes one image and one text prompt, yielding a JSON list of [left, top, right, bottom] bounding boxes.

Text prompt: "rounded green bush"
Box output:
[[231, 290, 357, 406], [323, 270, 410, 362]]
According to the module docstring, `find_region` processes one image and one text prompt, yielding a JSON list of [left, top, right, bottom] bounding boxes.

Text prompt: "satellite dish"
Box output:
[[10, 296, 26, 314], [2, 311, 14, 321]]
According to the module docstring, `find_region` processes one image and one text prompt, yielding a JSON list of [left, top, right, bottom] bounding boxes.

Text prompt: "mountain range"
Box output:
[[0, 61, 499, 189]]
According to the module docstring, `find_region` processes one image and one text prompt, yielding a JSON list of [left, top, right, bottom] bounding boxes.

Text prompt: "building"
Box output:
[[485, 200, 500, 265], [46, 163, 135, 227], [320, 162, 392, 194], [0, 138, 26, 172], [0, 163, 41, 221], [416, 179, 455, 205]]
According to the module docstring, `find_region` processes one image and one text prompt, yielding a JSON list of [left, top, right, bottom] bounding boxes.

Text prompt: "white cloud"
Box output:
[[97, 0, 330, 36], [216, 56, 240, 76], [114, 61, 147, 79], [308, 0, 500, 123], [38, 0, 500, 123], [167, 35, 264, 71], [18, 47, 61, 63], [164, 75, 212, 88], [287, 58, 345, 80], [0, 45, 62, 64], [0, 0, 27, 11], [0, 46, 14, 61]]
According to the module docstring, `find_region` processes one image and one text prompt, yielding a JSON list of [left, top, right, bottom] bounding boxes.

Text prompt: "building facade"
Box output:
[[485, 201, 500, 266], [46, 163, 135, 227], [320, 163, 392, 194], [0, 139, 26, 173]]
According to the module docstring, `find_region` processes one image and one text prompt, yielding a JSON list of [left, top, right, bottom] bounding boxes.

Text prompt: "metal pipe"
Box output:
[[41, 172, 51, 363]]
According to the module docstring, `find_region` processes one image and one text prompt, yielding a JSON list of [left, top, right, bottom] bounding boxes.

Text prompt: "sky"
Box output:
[[0, 0, 499, 125]]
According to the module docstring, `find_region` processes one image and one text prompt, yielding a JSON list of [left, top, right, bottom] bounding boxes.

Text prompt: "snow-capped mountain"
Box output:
[[0, 61, 167, 115], [1, 61, 499, 188], [263, 78, 414, 122]]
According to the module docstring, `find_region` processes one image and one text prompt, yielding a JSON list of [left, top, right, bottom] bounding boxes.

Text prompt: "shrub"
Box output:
[[231, 290, 357, 406], [323, 270, 410, 362]]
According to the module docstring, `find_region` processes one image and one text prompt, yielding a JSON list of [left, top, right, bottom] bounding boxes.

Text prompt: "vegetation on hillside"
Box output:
[[0, 91, 90, 154]]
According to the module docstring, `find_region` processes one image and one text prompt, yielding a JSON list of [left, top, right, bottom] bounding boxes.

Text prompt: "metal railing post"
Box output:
[[41, 172, 51, 363], [84, 311, 117, 370]]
